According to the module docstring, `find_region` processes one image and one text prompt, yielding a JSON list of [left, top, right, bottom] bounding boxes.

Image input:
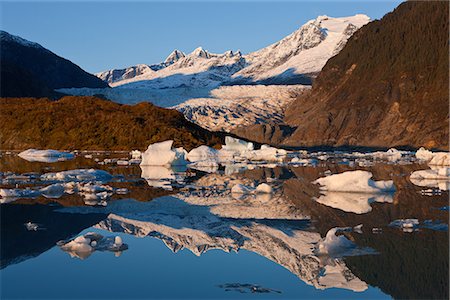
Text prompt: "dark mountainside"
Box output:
[[234, 1, 449, 150], [0, 31, 108, 98], [0, 96, 227, 151]]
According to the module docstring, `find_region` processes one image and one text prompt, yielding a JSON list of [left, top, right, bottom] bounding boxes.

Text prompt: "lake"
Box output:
[[1, 150, 448, 299]]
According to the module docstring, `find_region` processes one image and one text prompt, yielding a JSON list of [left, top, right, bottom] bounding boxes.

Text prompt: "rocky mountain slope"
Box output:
[[0, 31, 108, 98], [97, 14, 370, 88], [281, 1, 449, 149], [0, 96, 226, 151]]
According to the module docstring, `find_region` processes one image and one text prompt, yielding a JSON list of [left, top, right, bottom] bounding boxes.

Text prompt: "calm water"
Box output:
[[1, 151, 448, 299]]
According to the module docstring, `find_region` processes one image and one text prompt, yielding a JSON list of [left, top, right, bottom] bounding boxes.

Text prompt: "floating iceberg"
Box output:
[[186, 145, 219, 162], [313, 170, 395, 193], [415, 147, 434, 162], [239, 145, 287, 162], [415, 148, 450, 166], [0, 188, 41, 202], [40, 183, 65, 199], [41, 169, 112, 182], [140, 140, 187, 166], [18, 149, 74, 163], [130, 150, 142, 159], [222, 136, 254, 152]]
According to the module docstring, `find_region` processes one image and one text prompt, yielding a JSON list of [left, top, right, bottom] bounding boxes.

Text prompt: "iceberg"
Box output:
[[415, 147, 434, 162], [140, 140, 187, 166], [186, 145, 219, 162], [222, 136, 254, 152], [316, 227, 355, 255], [41, 169, 112, 182], [313, 170, 395, 193], [410, 167, 450, 190], [18, 149, 74, 163], [239, 145, 287, 162]]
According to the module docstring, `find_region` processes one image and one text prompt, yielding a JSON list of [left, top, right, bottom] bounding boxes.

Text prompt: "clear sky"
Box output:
[[1, 1, 403, 73]]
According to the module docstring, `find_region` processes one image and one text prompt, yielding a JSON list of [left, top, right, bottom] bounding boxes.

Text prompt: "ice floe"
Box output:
[[415, 148, 450, 166], [140, 140, 188, 166], [41, 169, 113, 182], [222, 136, 254, 152], [18, 149, 74, 163]]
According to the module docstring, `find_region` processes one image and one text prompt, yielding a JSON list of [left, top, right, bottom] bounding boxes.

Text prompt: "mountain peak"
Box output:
[[191, 47, 210, 58], [164, 49, 186, 65]]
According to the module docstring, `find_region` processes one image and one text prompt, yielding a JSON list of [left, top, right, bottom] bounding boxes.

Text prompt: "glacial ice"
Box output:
[[186, 145, 219, 162], [415, 147, 434, 162], [410, 167, 450, 190], [18, 149, 74, 163], [415, 148, 450, 166], [316, 227, 356, 256], [222, 136, 254, 152], [313, 170, 396, 193], [41, 169, 113, 182], [140, 140, 188, 166]]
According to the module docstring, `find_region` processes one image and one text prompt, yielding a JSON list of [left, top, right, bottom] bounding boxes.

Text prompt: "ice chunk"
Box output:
[[222, 136, 254, 152], [186, 145, 219, 162], [0, 188, 41, 201], [313, 170, 395, 193], [41, 169, 112, 182], [240, 145, 287, 162], [58, 233, 128, 259], [130, 150, 142, 159], [415, 147, 434, 161], [255, 183, 272, 194], [18, 149, 74, 163], [140, 140, 188, 166], [40, 183, 65, 199]]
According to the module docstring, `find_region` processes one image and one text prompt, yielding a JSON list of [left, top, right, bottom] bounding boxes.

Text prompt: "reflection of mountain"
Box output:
[[280, 164, 449, 300], [0, 204, 106, 269], [86, 195, 368, 292]]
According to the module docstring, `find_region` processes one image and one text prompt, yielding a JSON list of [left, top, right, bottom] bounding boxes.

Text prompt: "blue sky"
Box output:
[[1, 1, 403, 73]]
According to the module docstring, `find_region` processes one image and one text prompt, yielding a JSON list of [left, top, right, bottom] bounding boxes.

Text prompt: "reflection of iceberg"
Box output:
[[315, 192, 393, 214], [61, 196, 368, 292], [313, 171, 395, 193], [410, 167, 450, 190], [140, 165, 186, 190]]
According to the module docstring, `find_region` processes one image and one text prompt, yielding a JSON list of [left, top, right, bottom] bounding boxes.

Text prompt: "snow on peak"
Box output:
[[0, 30, 44, 49], [190, 46, 211, 58], [164, 49, 186, 64], [94, 13, 370, 88]]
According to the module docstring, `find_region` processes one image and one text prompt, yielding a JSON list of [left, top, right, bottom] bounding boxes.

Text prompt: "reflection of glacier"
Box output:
[[84, 194, 368, 292]]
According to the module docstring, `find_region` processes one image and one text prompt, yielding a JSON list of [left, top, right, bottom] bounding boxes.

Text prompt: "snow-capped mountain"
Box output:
[[96, 14, 370, 88]]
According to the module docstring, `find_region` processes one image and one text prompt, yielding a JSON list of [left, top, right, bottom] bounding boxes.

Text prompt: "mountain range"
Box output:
[[96, 14, 370, 88]]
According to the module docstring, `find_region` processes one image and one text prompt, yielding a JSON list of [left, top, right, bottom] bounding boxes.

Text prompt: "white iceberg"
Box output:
[[415, 147, 434, 162], [18, 149, 74, 163], [41, 169, 112, 182], [313, 170, 395, 193], [240, 145, 287, 162], [0, 188, 41, 202], [40, 183, 65, 199], [140, 140, 187, 166], [130, 150, 142, 159], [222, 136, 254, 152], [186, 145, 219, 162]]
